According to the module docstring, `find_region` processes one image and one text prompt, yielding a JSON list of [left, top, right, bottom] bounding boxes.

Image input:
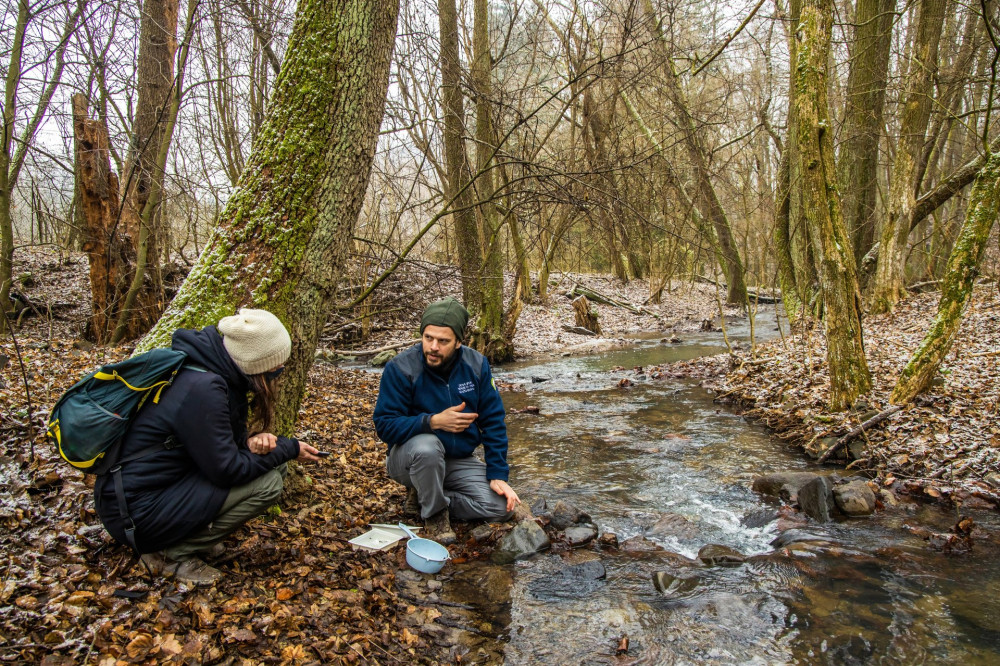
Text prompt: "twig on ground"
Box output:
[[818, 405, 905, 463]]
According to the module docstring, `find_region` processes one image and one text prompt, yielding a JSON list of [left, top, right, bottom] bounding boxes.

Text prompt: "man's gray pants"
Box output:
[[386, 434, 510, 522]]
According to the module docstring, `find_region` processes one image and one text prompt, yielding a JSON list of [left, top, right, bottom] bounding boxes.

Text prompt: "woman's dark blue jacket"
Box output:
[[372, 343, 509, 481], [94, 326, 299, 553]]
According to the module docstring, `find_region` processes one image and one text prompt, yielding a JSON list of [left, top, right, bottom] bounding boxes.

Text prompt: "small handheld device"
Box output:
[[315, 450, 331, 458]]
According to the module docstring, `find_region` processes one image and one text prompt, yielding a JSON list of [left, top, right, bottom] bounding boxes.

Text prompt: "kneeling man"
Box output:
[[373, 298, 519, 543]]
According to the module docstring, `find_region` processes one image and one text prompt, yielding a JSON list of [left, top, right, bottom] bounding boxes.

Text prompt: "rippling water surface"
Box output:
[[451, 320, 1000, 665]]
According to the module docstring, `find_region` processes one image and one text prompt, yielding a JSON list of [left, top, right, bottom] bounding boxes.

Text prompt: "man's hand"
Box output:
[[297, 441, 322, 462], [490, 479, 521, 513], [430, 402, 478, 433], [248, 432, 277, 455]]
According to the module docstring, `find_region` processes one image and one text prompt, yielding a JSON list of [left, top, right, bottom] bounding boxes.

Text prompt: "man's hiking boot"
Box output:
[[403, 488, 420, 517], [423, 509, 456, 545], [141, 551, 223, 586]]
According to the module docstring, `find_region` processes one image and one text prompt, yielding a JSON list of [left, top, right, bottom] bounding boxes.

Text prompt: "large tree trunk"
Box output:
[[837, 0, 896, 269], [469, 0, 514, 361], [438, 0, 482, 311], [136, 0, 399, 431], [890, 151, 1000, 403], [796, 0, 872, 410], [113, 0, 197, 343], [778, 0, 820, 315], [869, 0, 947, 313]]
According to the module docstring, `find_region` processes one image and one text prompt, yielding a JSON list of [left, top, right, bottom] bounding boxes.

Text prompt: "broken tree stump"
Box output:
[[572, 295, 601, 335]]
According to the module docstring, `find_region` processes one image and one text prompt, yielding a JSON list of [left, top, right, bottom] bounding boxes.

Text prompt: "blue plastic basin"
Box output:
[[405, 537, 451, 574]]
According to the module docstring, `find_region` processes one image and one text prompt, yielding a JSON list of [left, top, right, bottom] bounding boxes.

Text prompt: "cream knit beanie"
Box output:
[[218, 308, 291, 376]]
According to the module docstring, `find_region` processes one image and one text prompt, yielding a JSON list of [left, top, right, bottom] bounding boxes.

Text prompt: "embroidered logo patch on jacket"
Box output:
[[457, 381, 476, 395]]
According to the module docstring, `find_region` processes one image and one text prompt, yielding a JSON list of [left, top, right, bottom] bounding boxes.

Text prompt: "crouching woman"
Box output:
[[95, 309, 321, 585]]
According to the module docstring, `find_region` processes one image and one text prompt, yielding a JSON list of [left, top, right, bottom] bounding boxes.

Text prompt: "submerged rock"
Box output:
[[646, 512, 700, 539], [798, 476, 836, 522], [833, 480, 877, 516], [652, 571, 700, 595], [527, 557, 606, 600], [620, 536, 665, 553], [697, 544, 746, 566], [492, 520, 550, 564]]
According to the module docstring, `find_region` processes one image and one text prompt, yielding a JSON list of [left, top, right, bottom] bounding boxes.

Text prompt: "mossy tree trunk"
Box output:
[[868, 0, 946, 313], [795, 0, 872, 410], [773, 149, 804, 321], [780, 0, 820, 314], [891, 151, 1000, 403], [837, 0, 896, 271], [136, 0, 399, 432], [468, 0, 519, 362]]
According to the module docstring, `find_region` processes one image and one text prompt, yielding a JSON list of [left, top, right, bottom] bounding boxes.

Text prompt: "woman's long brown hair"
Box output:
[[247, 372, 278, 434]]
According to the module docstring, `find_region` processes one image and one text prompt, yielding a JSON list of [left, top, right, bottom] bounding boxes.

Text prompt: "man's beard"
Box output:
[[424, 348, 453, 366]]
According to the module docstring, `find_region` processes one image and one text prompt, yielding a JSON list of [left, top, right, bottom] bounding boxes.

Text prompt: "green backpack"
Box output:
[[47, 348, 193, 475]]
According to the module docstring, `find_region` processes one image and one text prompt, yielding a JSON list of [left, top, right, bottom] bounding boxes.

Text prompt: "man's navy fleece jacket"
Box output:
[[373, 343, 510, 481]]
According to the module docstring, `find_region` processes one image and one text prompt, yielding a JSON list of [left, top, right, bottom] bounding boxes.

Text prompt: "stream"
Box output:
[[425, 320, 1000, 665]]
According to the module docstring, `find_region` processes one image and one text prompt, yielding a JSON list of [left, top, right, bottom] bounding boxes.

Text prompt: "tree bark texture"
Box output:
[[572, 295, 600, 334], [837, 0, 896, 268], [136, 0, 399, 432], [890, 151, 1000, 404], [72, 94, 135, 342], [438, 0, 482, 311], [773, 149, 804, 320], [113, 0, 197, 343], [469, 0, 515, 362], [869, 0, 947, 313], [779, 0, 820, 313], [795, 0, 872, 410]]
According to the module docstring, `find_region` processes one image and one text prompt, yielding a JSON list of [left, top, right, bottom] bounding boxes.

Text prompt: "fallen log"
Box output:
[[331, 339, 414, 359], [817, 405, 904, 463], [567, 284, 641, 313], [561, 324, 597, 336]]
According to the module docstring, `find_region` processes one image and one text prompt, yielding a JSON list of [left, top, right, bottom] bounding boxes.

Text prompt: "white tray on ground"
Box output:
[[348, 524, 421, 552]]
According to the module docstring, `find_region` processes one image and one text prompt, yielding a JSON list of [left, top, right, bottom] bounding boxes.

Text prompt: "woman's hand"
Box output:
[[297, 441, 322, 462], [248, 432, 278, 455]]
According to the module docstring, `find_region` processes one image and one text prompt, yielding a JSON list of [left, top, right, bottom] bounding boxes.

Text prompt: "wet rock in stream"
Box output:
[[492, 520, 550, 564], [546, 499, 592, 530], [751, 471, 821, 503], [833, 479, 877, 516], [646, 512, 701, 539], [563, 524, 598, 547], [797, 476, 836, 522], [740, 508, 779, 528], [697, 544, 747, 566], [652, 571, 700, 596]]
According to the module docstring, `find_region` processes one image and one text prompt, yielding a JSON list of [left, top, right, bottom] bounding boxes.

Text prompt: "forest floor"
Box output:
[[1, 246, 998, 663]]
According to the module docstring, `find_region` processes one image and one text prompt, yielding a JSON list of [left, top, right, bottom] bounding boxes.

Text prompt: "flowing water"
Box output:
[[438, 320, 1000, 665]]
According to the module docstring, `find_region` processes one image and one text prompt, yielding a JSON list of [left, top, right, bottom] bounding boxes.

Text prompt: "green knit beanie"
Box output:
[[420, 298, 470, 340]]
